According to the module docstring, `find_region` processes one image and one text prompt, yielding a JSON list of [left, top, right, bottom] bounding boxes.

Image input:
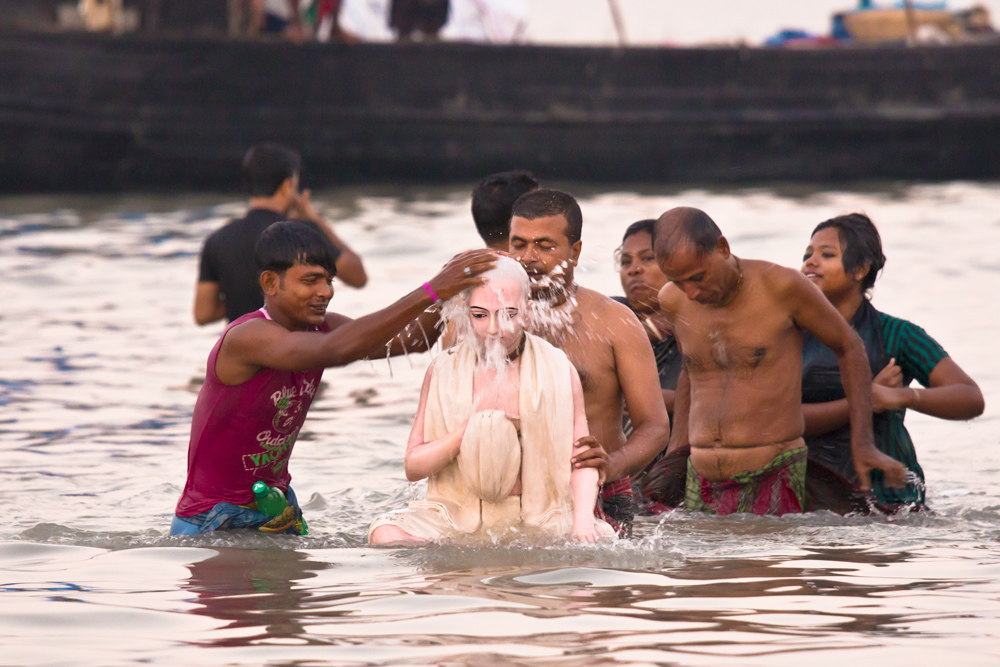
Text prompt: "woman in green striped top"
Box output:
[[800, 213, 984, 513]]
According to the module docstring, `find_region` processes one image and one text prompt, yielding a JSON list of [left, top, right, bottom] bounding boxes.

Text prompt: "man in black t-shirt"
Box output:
[[194, 144, 367, 325]]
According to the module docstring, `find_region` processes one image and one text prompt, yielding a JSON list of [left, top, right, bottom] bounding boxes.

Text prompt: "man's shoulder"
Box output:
[[203, 214, 248, 248], [658, 282, 685, 312], [751, 260, 810, 296], [578, 287, 646, 340], [579, 286, 634, 316], [221, 311, 270, 338]]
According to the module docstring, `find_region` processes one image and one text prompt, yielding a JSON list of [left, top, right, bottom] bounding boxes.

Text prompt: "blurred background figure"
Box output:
[[390, 0, 450, 41], [228, 0, 312, 41], [471, 170, 539, 251], [262, 0, 310, 41], [228, 0, 262, 37], [309, 0, 357, 42], [79, 0, 127, 33], [194, 143, 367, 326]]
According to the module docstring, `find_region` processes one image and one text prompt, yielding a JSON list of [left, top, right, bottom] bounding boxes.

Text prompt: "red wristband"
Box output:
[[422, 282, 442, 303]]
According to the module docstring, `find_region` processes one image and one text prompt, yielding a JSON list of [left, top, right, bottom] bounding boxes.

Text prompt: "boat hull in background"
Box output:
[[1, 32, 999, 191]]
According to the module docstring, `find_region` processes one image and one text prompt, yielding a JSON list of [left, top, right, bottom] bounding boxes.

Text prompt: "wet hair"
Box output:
[[510, 188, 583, 244], [471, 170, 539, 245], [654, 207, 722, 261], [614, 219, 657, 265], [812, 212, 886, 294], [242, 143, 301, 197], [255, 220, 338, 278]]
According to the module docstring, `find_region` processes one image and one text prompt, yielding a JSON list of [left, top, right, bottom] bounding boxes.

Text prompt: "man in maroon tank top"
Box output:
[[172, 221, 496, 535]]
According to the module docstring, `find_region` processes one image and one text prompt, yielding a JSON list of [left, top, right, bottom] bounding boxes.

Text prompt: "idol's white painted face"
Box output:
[[467, 279, 527, 356]]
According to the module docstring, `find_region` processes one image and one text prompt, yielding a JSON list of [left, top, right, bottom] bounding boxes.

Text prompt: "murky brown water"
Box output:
[[1, 182, 999, 665]]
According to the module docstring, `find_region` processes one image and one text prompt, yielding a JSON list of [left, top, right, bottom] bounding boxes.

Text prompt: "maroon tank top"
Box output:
[[175, 309, 330, 517]]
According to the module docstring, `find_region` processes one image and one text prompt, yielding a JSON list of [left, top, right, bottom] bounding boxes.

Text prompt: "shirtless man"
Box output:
[[368, 258, 614, 545], [508, 189, 670, 535], [654, 207, 907, 515]]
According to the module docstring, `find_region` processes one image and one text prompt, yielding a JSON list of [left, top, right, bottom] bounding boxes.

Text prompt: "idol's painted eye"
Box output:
[[505, 309, 519, 319], [471, 311, 488, 319]]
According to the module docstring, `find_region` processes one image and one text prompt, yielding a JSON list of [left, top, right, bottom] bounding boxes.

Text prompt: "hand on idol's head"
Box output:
[[427, 249, 499, 302]]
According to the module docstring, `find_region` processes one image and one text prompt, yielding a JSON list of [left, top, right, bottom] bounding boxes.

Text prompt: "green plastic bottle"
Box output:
[[252, 481, 287, 517]]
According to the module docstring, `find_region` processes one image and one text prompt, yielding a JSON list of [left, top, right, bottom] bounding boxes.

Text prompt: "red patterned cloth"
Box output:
[[684, 447, 807, 516]]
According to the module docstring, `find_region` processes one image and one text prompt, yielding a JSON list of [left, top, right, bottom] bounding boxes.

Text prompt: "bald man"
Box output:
[[653, 207, 906, 515]]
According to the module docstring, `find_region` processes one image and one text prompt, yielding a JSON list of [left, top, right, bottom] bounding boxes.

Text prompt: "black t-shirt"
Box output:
[[197, 208, 341, 323]]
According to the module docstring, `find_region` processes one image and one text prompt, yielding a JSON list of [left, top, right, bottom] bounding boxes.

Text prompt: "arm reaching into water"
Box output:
[[570, 300, 670, 482], [778, 268, 906, 492], [609, 307, 671, 479], [403, 359, 467, 481], [568, 366, 601, 543]]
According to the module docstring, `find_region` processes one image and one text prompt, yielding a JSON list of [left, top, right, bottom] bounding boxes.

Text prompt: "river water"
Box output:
[[1, 182, 998, 665]]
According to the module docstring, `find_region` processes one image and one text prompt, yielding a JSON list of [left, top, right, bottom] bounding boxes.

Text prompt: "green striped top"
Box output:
[[873, 313, 948, 507]]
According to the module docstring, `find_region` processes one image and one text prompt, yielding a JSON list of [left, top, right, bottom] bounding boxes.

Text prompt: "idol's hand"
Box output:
[[450, 419, 469, 459], [427, 249, 498, 301], [571, 517, 599, 543], [504, 413, 521, 434]]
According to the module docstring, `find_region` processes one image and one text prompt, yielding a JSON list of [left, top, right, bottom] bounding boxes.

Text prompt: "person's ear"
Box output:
[[716, 236, 731, 258], [854, 263, 870, 283], [260, 270, 280, 296], [570, 240, 583, 266]]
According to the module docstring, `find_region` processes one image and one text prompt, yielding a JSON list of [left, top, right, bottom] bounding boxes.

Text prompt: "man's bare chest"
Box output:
[[677, 310, 793, 375]]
